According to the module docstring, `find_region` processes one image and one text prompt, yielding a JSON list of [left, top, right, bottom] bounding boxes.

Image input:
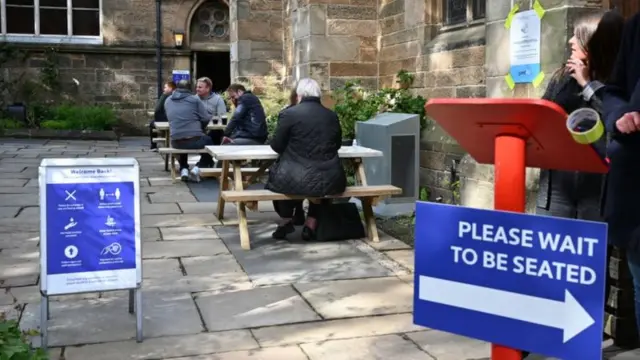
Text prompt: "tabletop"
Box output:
[[154, 122, 226, 131], [206, 145, 383, 160]]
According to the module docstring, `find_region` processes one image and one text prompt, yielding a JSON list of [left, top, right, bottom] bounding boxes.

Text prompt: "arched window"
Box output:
[[190, 0, 229, 43]]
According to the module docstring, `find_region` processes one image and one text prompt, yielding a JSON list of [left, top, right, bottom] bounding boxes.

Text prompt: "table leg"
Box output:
[[164, 130, 170, 172], [353, 158, 380, 242], [170, 155, 177, 183], [232, 161, 251, 250], [216, 160, 230, 220]]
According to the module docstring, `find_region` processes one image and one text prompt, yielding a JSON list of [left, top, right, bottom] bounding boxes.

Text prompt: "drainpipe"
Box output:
[[155, 0, 163, 98]]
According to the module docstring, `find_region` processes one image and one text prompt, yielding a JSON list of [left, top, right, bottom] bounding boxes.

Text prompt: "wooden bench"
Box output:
[[158, 148, 210, 182], [221, 185, 402, 250], [152, 137, 166, 144]]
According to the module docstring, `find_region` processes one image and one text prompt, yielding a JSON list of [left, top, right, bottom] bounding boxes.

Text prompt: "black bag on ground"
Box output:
[[313, 202, 366, 241]]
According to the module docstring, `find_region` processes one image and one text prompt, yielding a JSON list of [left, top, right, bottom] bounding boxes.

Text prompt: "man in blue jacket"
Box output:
[[602, 10, 640, 335], [224, 84, 268, 145]]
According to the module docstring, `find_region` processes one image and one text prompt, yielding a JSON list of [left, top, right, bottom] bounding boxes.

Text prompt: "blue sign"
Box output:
[[413, 202, 607, 360], [172, 70, 190, 84], [46, 182, 136, 276]]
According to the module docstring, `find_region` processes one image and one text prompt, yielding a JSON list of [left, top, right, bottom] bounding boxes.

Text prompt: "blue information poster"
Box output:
[[172, 70, 190, 84], [40, 160, 141, 295]]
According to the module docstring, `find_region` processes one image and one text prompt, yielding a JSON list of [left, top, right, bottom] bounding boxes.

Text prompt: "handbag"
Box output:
[[313, 201, 366, 242]]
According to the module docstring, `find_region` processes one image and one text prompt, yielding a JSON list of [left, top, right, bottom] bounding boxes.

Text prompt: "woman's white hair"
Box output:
[[295, 78, 322, 98]]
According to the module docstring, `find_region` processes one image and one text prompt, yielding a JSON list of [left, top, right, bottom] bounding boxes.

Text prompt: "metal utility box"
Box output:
[[356, 112, 420, 217]]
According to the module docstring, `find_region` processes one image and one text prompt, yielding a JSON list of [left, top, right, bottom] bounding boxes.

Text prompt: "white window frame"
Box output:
[[0, 0, 103, 45]]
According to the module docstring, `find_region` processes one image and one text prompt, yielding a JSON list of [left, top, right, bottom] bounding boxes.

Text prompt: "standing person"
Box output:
[[530, 11, 624, 360], [602, 10, 640, 338], [164, 80, 214, 182], [223, 84, 268, 145], [195, 77, 227, 148], [265, 78, 346, 240], [150, 81, 176, 151]]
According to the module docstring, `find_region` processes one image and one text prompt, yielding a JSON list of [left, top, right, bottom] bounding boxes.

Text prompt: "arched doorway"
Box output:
[[189, 0, 231, 93]]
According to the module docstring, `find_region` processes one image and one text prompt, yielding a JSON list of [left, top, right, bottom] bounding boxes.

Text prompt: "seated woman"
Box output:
[[265, 78, 346, 240]]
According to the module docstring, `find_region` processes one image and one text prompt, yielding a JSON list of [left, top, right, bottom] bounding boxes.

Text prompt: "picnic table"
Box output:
[[154, 121, 227, 172], [206, 145, 402, 250]]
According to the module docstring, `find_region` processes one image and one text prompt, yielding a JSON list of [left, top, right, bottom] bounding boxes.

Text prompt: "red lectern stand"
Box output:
[[424, 98, 608, 360]]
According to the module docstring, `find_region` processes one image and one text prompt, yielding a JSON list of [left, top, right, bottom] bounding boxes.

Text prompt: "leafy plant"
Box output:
[[0, 314, 48, 360], [40, 105, 117, 131], [411, 187, 430, 225], [396, 69, 415, 89], [39, 47, 60, 93], [0, 119, 24, 130]]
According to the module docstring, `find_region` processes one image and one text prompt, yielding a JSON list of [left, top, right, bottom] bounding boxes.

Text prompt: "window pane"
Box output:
[[6, 6, 35, 34], [472, 0, 485, 19], [72, 0, 99, 8], [40, 8, 68, 35], [446, 0, 467, 25], [40, 0, 67, 6], [6, 0, 34, 5], [72, 9, 100, 36]]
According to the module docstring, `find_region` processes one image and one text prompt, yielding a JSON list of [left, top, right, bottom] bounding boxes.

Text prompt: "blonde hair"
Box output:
[[197, 77, 213, 89], [572, 13, 602, 55]]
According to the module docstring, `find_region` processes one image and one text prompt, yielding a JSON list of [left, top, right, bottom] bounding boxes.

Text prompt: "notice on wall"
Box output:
[[510, 10, 541, 84], [172, 70, 190, 84], [39, 159, 141, 295]]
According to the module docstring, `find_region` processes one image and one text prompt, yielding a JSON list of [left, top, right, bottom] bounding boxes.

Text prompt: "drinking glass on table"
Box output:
[[212, 115, 220, 125], [221, 114, 228, 125]]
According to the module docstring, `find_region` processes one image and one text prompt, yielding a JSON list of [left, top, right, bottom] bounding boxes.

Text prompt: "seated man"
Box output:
[[196, 77, 227, 146], [164, 80, 214, 182], [223, 84, 268, 145], [150, 80, 176, 151]]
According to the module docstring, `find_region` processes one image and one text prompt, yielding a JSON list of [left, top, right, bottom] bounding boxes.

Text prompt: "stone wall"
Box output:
[[230, 0, 284, 87], [288, 0, 379, 91]]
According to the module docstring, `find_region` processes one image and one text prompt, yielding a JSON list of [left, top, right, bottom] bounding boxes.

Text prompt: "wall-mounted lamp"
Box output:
[[173, 30, 185, 48]]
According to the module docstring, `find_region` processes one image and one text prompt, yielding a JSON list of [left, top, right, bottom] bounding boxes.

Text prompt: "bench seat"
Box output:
[[158, 147, 208, 154], [152, 137, 166, 143], [220, 185, 402, 250], [221, 185, 401, 202], [200, 167, 267, 178]]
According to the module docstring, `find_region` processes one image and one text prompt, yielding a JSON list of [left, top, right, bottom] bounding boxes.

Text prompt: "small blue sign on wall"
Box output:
[[413, 202, 607, 360], [172, 70, 190, 84]]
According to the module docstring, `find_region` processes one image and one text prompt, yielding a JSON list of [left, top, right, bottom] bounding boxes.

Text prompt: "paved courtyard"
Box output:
[[0, 138, 638, 360]]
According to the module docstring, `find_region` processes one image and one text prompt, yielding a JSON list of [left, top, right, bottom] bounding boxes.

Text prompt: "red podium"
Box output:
[[424, 98, 608, 360]]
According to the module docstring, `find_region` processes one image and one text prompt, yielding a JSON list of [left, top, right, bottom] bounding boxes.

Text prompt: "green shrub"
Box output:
[[0, 315, 48, 360], [0, 119, 25, 129], [40, 105, 117, 131], [333, 71, 427, 140]]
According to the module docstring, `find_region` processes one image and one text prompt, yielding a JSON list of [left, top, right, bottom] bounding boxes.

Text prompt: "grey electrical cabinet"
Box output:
[[355, 112, 420, 217]]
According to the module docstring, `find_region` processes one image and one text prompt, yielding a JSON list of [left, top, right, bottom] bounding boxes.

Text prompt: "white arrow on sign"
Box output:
[[419, 275, 595, 343]]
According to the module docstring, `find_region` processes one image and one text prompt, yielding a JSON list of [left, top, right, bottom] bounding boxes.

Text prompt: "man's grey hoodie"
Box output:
[[164, 89, 209, 140], [200, 93, 227, 118]]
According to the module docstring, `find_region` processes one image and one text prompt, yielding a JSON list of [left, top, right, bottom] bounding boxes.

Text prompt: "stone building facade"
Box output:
[[0, 0, 638, 202]]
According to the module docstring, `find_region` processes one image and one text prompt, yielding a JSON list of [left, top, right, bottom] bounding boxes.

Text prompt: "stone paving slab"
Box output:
[[142, 203, 182, 215], [142, 214, 221, 228], [143, 259, 183, 278], [294, 277, 414, 319], [171, 346, 309, 360], [160, 226, 220, 241], [384, 250, 415, 271], [195, 285, 321, 331], [251, 313, 423, 347], [21, 292, 204, 347], [406, 331, 490, 360], [217, 224, 393, 286], [300, 334, 433, 360], [61, 330, 259, 360], [142, 239, 229, 258]]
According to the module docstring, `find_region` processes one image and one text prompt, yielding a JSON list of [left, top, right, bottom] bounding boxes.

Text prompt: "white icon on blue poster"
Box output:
[[105, 216, 117, 227], [65, 190, 77, 201], [99, 188, 121, 201], [64, 217, 78, 231], [101, 242, 123, 256], [64, 245, 79, 259]]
